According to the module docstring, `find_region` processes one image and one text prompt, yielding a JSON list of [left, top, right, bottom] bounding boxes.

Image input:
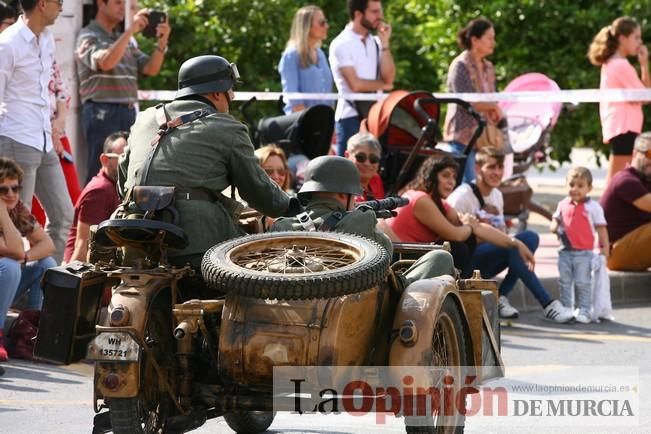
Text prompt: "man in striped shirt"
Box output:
[[76, 0, 170, 184]]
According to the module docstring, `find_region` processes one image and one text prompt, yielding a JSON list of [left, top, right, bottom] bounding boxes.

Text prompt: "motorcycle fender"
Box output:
[[388, 275, 475, 367], [95, 279, 168, 398]]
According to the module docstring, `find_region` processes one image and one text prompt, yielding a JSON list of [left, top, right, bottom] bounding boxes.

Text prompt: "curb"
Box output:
[[505, 272, 651, 313]]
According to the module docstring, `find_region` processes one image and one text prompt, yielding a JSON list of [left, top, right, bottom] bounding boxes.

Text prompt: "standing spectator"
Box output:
[[345, 132, 384, 201], [442, 149, 575, 323], [589, 17, 651, 184], [600, 133, 651, 271], [76, 0, 171, 184], [0, 1, 15, 33], [279, 5, 334, 115], [442, 17, 505, 182], [550, 167, 609, 324], [329, 0, 395, 156], [0, 0, 73, 264], [0, 157, 55, 362], [64, 131, 127, 264]]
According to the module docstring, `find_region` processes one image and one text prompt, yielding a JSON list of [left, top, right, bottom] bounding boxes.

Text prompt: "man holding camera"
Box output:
[[76, 0, 170, 184]]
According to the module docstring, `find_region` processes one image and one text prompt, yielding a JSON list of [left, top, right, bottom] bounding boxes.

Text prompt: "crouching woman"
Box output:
[[0, 157, 56, 361]]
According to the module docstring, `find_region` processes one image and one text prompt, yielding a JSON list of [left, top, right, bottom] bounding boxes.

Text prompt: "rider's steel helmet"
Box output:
[[298, 156, 363, 199], [176, 55, 241, 98]]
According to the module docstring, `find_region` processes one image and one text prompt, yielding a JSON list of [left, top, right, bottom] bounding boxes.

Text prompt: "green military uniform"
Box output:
[[118, 99, 289, 267], [271, 198, 455, 285], [271, 198, 393, 255]]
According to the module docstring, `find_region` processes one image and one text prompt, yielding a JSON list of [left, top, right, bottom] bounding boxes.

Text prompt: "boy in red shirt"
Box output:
[[551, 167, 610, 323]]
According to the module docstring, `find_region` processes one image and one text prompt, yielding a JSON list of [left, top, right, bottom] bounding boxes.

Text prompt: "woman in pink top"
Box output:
[[589, 16, 651, 183], [386, 155, 534, 277]]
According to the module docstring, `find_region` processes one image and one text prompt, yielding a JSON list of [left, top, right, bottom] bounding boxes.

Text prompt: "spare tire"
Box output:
[[201, 231, 389, 300]]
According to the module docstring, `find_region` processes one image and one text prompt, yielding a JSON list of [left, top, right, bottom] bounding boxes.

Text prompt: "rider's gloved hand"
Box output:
[[283, 197, 304, 217]]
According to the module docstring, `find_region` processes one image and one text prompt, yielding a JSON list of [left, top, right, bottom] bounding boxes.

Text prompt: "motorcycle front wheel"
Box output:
[[108, 295, 175, 434]]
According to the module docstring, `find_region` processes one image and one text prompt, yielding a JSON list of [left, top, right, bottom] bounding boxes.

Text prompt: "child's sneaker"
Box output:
[[542, 300, 574, 323], [575, 310, 591, 324], [498, 296, 519, 319]]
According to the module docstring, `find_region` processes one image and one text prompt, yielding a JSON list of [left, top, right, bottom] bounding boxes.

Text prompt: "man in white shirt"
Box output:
[[0, 0, 73, 264], [448, 147, 574, 323], [329, 0, 395, 156]]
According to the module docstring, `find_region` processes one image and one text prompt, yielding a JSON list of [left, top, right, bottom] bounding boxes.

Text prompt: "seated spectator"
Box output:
[[254, 144, 292, 192], [345, 132, 385, 202], [0, 157, 56, 362], [447, 147, 575, 323], [550, 167, 609, 324], [600, 133, 651, 271], [63, 131, 128, 263]]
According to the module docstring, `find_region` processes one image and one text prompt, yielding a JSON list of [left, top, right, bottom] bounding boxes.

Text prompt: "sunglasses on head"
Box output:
[[354, 152, 381, 164], [0, 184, 21, 195]]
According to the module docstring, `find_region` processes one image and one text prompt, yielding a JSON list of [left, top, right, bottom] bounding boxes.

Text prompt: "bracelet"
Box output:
[[155, 45, 168, 54], [510, 237, 518, 248]]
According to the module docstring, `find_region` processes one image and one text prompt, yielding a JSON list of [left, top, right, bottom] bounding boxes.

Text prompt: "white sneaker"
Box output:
[[498, 296, 519, 319], [575, 310, 591, 324], [542, 300, 574, 323]]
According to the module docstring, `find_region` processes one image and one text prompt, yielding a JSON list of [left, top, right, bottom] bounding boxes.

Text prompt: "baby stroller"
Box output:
[[498, 73, 563, 229], [364, 90, 484, 195], [241, 98, 334, 188]]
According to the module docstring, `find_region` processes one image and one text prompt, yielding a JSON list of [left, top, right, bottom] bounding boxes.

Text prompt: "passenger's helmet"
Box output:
[[176, 55, 241, 98], [298, 156, 363, 199]]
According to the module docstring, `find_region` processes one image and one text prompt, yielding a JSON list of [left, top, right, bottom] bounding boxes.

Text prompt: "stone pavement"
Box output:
[[502, 151, 651, 313]]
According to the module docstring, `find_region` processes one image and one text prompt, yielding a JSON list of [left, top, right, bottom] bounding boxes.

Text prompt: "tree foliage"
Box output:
[[139, 0, 651, 163]]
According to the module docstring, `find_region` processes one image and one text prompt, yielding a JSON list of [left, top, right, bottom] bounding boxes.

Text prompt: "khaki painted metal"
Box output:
[[94, 272, 173, 399], [218, 286, 382, 387], [388, 275, 474, 367]]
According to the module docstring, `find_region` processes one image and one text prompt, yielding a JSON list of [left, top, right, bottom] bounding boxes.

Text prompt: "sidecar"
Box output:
[[34, 214, 502, 434]]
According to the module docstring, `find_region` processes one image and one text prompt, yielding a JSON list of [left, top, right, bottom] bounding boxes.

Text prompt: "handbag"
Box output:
[[499, 175, 533, 216], [475, 122, 505, 150]]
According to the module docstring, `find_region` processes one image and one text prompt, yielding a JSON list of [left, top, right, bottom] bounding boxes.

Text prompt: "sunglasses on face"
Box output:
[[318, 18, 328, 27], [47, 0, 64, 6], [354, 152, 381, 164], [264, 168, 286, 176], [641, 149, 651, 159], [0, 184, 21, 195]]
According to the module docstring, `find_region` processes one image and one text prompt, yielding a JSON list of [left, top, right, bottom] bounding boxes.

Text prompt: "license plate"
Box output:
[[87, 332, 140, 362]]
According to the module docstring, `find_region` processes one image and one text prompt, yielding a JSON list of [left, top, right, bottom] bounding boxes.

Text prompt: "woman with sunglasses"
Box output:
[[278, 5, 334, 114], [0, 157, 56, 362], [385, 155, 535, 278], [345, 132, 384, 202], [255, 144, 292, 192]]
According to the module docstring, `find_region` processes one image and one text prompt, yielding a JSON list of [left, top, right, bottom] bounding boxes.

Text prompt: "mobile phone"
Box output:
[[143, 10, 166, 39]]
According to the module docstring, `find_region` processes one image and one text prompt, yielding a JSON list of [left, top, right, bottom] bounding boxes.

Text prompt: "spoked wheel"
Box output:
[[223, 410, 276, 433], [405, 297, 467, 434], [108, 296, 176, 434], [202, 231, 389, 300]]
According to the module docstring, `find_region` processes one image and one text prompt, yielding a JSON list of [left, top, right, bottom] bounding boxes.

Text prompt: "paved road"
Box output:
[[1, 304, 650, 434]]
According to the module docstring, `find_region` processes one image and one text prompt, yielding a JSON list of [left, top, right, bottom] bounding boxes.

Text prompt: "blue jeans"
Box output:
[[0, 256, 56, 330], [558, 250, 592, 312], [469, 230, 552, 307], [81, 101, 136, 184], [335, 116, 361, 156]]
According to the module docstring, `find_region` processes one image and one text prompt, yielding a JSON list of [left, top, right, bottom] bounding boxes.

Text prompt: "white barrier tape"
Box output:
[[137, 88, 651, 104]]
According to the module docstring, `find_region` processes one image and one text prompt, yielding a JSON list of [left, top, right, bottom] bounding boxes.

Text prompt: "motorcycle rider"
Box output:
[[271, 156, 456, 284], [118, 55, 297, 269]]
